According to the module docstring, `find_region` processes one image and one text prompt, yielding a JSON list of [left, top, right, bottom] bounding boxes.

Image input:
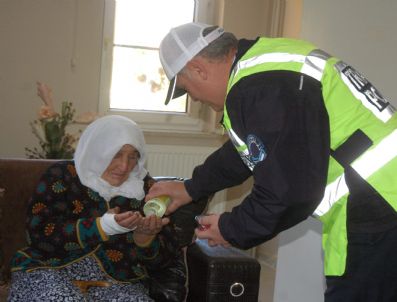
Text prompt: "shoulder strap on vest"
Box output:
[[331, 129, 373, 167]]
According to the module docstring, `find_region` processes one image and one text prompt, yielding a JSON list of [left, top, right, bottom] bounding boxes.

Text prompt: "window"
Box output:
[[99, 0, 224, 134]]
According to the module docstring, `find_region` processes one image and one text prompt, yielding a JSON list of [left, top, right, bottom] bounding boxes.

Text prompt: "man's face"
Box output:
[[175, 58, 228, 112]]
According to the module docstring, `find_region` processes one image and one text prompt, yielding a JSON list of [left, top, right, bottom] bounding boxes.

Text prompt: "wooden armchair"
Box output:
[[0, 158, 260, 301]]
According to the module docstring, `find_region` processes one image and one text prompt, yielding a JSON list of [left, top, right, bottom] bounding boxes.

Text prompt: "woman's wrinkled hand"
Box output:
[[133, 215, 170, 246], [110, 206, 142, 230], [135, 215, 170, 236]]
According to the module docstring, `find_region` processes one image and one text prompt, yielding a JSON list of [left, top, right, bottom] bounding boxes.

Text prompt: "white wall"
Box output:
[[274, 218, 325, 302], [301, 0, 397, 106], [274, 1, 397, 301], [0, 0, 104, 157]]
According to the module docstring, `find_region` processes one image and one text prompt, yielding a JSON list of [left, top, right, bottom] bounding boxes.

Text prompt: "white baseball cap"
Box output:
[[159, 22, 225, 105]]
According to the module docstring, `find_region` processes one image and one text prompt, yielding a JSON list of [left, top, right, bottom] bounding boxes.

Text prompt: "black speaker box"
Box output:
[[186, 240, 261, 302]]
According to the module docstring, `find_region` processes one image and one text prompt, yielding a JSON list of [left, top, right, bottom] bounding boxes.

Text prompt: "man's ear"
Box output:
[[186, 59, 208, 81]]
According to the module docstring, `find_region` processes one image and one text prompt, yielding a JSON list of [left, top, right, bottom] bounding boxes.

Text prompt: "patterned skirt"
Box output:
[[8, 255, 154, 302]]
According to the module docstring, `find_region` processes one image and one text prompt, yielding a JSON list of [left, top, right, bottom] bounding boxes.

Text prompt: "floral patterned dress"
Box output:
[[8, 161, 182, 301]]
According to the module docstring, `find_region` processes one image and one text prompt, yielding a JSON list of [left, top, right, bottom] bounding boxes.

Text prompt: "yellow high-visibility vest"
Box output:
[[223, 37, 397, 276]]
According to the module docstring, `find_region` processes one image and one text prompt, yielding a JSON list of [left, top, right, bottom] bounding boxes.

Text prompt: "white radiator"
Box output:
[[146, 145, 212, 179], [146, 144, 226, 213]]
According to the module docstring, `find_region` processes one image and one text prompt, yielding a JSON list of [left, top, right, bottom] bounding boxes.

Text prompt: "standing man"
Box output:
[[146, 22, 397, 301]]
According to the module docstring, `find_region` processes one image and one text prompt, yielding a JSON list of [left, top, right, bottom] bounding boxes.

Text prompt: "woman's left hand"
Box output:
[[135, 215, 170, 236], [111, 207, 142, 230], [133, 215, 170, 246]]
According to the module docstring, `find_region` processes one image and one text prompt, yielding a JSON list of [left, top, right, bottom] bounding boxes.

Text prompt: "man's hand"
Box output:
[[145, 181, 193, 215], [195, 214, 231, 247]]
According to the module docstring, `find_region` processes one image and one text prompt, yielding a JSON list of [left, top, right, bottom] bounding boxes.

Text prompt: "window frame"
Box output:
[[99, 0, 224, 134]]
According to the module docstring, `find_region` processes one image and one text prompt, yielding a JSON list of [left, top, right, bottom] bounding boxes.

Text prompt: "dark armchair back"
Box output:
[[0, 158, 59, 282]]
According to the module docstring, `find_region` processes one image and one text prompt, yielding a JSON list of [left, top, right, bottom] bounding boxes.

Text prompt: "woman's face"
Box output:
[[101, 144, 140, 187]]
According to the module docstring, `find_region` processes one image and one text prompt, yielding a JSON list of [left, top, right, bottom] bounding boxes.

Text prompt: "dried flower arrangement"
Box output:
[[25, 82, 98, 159]]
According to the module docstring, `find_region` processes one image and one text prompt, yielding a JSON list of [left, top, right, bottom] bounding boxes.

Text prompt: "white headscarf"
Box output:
[[74, 115, 147, 201]]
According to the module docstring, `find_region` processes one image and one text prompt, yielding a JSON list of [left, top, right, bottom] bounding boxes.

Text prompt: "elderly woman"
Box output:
[[8, 115, 183, 301]]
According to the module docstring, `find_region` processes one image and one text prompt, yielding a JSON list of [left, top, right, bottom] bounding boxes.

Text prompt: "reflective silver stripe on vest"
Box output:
[[301, 49, 331, 81], [226, 128, 255, 171], [227, 127, 248, 153], [314, 128, 397, 217], [232, 49, 329, 82]]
